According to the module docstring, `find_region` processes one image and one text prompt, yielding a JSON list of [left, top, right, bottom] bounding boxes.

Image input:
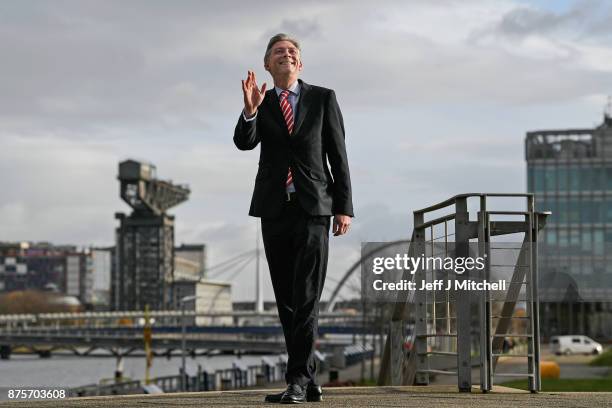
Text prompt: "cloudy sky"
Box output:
[[1, 0, 611, 302]]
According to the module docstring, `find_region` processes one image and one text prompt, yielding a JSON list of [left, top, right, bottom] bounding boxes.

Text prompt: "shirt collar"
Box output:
[[275, 80, 300, 97]]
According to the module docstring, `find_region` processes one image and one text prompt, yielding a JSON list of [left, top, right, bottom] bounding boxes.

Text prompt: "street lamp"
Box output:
[[179, 295, 205, 392]]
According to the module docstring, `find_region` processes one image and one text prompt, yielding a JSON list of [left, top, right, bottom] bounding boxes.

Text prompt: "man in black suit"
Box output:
[[234, 33, 353, 403]]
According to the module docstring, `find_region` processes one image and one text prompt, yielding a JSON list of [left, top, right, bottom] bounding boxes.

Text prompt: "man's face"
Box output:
[[265, 40, 302, 78]]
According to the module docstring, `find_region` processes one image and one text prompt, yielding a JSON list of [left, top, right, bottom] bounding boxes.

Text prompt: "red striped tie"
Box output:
[[279, 90, 294, 187]]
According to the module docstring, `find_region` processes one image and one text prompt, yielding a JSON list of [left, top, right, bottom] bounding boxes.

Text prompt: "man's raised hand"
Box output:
[[242, 70, 267, 117]]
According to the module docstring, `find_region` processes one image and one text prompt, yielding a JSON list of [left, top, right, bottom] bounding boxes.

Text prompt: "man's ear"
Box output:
[[298, 61, 303, 71]]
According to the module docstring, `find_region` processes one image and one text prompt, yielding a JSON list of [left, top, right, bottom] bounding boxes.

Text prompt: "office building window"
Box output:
[[558, 167, 568, 192], [568, 200, 580, 224], [545, 167, 556, 191], [558, 229, 568, 248], [581, 231, 592, 253], [606, 167, 612, 190], [583, 260, 593, 275], [605, 202, 612, 223], [592, 201, 603, 223], [558, 201, 568, 224], [579, 168, 593, 191], [591, 167, 604, 191], [569, 167, 580, 191], [569, 229, 580, 255], [594, 229, 604, 255], [546, 229, 557, 245], [534, 167, 545, 191]]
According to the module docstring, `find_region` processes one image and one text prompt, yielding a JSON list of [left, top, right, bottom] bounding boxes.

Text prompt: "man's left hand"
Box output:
[[332, 214, 351, 236]]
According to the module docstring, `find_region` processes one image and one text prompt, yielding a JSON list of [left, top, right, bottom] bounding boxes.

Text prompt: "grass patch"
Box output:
[[355, 379, 378, 387], [590, 349, 612, 367], [500, 378, 612, 392]]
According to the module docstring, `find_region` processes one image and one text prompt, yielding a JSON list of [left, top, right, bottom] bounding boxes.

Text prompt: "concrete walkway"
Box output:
[[1, 386, 611, 407]]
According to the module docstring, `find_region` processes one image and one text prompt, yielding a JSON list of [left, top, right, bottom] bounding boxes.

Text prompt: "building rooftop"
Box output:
[[525, 115, 612, 161]]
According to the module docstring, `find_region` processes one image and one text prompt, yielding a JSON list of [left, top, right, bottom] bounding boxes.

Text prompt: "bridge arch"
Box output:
[[325, 239, 412, 312]]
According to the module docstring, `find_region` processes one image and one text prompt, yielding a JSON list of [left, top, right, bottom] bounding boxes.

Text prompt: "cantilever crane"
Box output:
[[113, 160, 190, 311], [118, 160, 190, 215]]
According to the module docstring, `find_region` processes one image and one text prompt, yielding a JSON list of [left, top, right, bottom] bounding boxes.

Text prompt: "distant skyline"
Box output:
[[1, 0, 611, 301]]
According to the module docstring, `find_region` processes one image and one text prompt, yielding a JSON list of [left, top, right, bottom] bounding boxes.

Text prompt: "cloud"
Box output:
[[3, 0, 611, 139], [492, 0, 612, 38], [1, 0, 611, 301], [263, 18, 323, 43]]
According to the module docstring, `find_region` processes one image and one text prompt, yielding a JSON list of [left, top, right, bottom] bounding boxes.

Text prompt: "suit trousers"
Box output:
[[261, 196, 330, 386]]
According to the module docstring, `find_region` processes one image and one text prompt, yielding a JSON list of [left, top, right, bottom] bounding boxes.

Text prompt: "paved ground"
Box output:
[[2, 349, 608, 407], [1, 385, 611, 407]]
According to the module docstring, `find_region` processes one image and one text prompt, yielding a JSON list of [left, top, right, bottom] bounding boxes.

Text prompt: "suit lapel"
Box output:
[[264, 79, 311, 139], [264, 89, 289, 138], [293, 79, 310, 137]]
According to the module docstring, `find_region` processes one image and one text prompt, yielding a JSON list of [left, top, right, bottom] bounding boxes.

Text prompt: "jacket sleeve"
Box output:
[[324, 90, 354, 217], [233, 112, 260, 151]]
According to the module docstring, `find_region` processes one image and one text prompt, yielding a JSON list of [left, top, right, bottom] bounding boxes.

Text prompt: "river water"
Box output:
[[0, 352, 281, 390]]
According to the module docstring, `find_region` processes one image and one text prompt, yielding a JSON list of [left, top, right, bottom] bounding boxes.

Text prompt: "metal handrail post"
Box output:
[[532, 211, 544, 392], [413, 211, 428, 385], [454, 197, 472, 392], [478, 196, 492, 392]]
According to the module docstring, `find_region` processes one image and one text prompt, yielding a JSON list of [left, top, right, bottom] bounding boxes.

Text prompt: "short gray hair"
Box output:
[[264, 33, 301, 62]]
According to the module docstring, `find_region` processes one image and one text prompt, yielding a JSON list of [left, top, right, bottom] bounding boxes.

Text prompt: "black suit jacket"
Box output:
[[234, 79, 353, 218]]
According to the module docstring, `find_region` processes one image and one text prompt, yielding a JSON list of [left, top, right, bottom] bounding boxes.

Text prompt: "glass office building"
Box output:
[[526, 114, 612, 340]]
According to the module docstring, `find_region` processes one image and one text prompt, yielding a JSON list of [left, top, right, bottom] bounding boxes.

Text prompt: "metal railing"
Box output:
[[68, 359, 288, 397], [379, 193, 548, 393], [0, 310, 360, 326], [67, 346, 375, 397]]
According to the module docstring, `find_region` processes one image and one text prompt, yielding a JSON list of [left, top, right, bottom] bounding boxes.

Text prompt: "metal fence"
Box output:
[[68, 358, 289, 397], [68, 345, 374, 397]]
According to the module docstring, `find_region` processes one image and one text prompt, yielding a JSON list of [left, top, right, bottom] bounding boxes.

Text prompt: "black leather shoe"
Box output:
[[280, 383, 306, 404], [264, 390, 286, 403], [265, 383, 322, 403], [306, 383, 323, 402]]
